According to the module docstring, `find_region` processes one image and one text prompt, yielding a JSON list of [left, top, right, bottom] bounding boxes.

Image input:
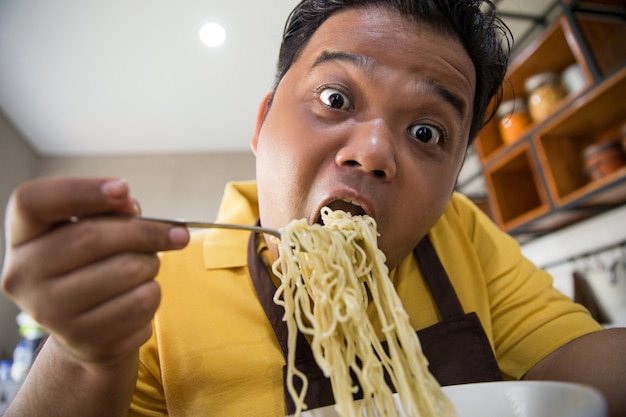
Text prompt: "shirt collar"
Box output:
[[203, 180, 260, 270]]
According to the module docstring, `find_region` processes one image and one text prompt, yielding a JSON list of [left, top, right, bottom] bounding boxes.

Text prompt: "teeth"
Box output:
[[341, 198, 362, 207]]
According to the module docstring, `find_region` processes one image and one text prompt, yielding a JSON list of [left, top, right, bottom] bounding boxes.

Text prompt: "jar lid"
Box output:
[[524, 72, 557, 94], [562, 63, 582, 78], [497, 98, 527, 117]]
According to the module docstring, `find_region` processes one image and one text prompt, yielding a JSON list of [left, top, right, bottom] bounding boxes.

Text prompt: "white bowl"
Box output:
[[294, 380, 607, 417]]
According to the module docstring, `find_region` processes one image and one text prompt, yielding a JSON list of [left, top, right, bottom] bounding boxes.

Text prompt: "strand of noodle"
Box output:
[[272, 231, 309, 411], [362, 223, 451, 416]]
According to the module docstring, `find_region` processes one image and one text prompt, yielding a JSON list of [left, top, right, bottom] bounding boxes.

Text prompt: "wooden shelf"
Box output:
[[474, 5, 626, 239], [475, 15, 595, 163]]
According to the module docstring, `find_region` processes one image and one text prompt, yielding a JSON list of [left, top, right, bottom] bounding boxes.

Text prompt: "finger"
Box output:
[[5, 176, 138, 246], [44, 216, 186, 275], [1, 216, 188, 305], [26, 252, 161, 325], [56, 280, 162, 364]]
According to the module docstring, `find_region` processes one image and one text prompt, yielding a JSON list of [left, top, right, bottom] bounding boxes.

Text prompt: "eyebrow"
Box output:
[[311, 50, 466, 121], [426, 80, 465, 121], [312, 50, 372, 71]]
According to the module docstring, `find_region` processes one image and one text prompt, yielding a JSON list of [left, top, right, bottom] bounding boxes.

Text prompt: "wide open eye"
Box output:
[[319, 87, 352, 110], [408, 124, 445, 145]]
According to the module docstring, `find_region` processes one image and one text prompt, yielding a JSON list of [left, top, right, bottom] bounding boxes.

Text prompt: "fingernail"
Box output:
[[101, 178, 129, 199], [132, 200, 142, 215], [169, 227, 190, 248]]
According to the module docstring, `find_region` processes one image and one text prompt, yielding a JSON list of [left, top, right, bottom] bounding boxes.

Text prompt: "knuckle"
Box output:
[[0, 264, 21, 295], [1, 250, 31, 296], [1, 255, 42, 312]]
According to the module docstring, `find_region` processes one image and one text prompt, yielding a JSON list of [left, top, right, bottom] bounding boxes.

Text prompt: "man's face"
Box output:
[[251, 6, 475, 269]]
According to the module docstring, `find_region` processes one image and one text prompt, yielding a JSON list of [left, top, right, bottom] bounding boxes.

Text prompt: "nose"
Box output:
[[335, 118, 397, 180]]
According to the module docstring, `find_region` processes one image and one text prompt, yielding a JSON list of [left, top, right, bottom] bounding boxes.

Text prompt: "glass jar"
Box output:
[[524, 72, 566, 123], [561, 63, 586, 96], [582, 140, 626, 181], [497, 98, 532, 145]]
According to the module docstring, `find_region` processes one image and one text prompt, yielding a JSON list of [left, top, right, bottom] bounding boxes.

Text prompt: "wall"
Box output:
[[521, 204, 626, 325], [0, 114, 38, 359], [36, 152, 256, 220]]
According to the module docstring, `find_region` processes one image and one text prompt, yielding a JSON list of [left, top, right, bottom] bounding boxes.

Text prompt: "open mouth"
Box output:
[[316, 198, 367, 225]]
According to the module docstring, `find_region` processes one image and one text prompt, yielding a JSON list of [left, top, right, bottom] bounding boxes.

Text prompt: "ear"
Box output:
[[250, 91, 273, 154]]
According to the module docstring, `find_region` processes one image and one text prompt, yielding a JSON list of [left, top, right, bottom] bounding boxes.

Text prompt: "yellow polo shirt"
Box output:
[[129, 181, 601, 417]]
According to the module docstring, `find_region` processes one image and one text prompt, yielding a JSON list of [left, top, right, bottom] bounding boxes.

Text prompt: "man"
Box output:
[[2, 0, 625, 416]]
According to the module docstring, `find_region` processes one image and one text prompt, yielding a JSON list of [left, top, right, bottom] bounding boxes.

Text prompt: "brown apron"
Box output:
[[247, 232, 503, 414]]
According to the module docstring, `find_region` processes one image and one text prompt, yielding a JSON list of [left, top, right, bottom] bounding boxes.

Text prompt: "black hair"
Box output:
[[271, 0, 512, 142]]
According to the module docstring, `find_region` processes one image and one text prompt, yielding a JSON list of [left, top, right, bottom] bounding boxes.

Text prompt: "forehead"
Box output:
[[288, 6, 476, 105]]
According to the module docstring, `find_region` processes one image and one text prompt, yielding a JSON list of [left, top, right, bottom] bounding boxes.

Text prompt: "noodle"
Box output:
[[272, 208, 457, 417]]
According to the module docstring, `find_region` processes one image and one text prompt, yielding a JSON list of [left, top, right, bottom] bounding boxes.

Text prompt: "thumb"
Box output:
[[5, 177, 137, 246]]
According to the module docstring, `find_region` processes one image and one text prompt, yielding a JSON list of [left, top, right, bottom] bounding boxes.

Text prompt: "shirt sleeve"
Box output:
[[448, 194, 603, 379]]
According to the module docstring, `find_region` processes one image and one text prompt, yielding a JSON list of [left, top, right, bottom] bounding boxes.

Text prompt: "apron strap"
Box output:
[[247, 231, 312, 359], [414, 236, 465, 319]]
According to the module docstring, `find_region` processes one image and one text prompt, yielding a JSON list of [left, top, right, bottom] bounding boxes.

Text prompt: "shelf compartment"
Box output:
[[534, 65, 626, 206], [506, 170, 626, 239], [484, 143, 550, 231]]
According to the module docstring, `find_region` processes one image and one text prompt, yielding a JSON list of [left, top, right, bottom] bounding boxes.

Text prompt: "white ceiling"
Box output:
[[0, 0, 556, 156]]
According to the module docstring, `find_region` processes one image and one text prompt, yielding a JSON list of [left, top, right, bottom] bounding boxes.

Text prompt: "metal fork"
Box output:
[[134, 215, 281, 238]]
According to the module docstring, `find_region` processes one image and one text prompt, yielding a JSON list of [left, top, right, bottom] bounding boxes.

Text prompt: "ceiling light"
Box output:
[[199, 22, 226, 47]]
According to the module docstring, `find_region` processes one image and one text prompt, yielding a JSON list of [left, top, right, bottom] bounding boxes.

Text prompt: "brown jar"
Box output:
[[524, 72, 566, 123], [583, 140, 626, 181], [497, 99, 532, 145]]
